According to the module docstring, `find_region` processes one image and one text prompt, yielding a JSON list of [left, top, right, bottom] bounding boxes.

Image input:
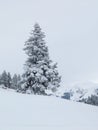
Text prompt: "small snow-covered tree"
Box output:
[[7, 72, 12, 88], [12, 74, 21, 90], [22, 23, 61, 94], [0, 71, 9, 88]]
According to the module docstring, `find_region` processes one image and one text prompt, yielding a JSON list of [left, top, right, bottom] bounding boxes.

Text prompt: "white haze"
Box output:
[[0, 0, 98, 86]]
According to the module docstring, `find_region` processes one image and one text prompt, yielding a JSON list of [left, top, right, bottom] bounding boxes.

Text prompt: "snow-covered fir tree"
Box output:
[[7, 72, 12, 88], [21, 23, 61, 95], [0, 71, 12, 88], [12, 74, 21, 90], [0, 71, 8, 87]]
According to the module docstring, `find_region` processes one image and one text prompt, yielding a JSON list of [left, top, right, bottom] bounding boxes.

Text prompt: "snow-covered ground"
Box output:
[[0, 88, 98, 130]]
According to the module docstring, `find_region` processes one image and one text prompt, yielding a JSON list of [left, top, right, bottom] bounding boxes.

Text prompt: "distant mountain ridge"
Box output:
[[57, 82, 98, 106]]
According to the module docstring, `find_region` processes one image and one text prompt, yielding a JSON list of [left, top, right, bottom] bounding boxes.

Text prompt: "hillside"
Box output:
[[0, 88, 98, 130], [59, 82, 98, 106]]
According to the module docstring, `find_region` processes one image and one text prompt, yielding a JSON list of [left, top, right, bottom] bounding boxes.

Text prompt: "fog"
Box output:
[[0, 0, 98, 86]]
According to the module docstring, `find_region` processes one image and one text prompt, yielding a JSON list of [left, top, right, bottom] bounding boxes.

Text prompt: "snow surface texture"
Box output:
[[0, 88, 98, 130]]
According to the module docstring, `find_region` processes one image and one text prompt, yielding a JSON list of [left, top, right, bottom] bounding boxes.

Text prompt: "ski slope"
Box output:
[[0, 88, 98, 130]]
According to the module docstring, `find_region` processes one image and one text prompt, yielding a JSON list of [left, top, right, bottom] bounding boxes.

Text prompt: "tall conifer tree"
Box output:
[[22, 23, 61, 94]]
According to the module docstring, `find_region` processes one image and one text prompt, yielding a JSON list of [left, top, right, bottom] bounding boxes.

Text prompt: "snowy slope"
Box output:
[[0, 88, 98, 130]]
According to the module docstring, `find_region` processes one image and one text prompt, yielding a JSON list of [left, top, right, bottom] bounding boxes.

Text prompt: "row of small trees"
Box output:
[[79, 95, 98, 106], [0, 71, 21, 90], [0, 23, 61, 95]]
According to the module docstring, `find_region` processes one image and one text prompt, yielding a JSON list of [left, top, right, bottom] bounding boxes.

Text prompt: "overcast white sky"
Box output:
[[0, 0, 98, 86]]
